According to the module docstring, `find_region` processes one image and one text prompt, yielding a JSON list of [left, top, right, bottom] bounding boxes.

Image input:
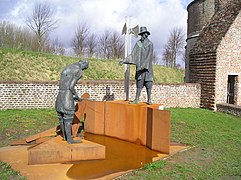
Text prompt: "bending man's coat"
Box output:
[[55, 62, 82, 115]]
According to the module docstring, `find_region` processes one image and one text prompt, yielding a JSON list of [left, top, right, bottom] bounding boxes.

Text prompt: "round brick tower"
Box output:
[[185, 0, 233, 82]]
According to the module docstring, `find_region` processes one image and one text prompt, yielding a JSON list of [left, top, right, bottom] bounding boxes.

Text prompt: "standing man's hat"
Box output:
[[138, 26, 150, 35]]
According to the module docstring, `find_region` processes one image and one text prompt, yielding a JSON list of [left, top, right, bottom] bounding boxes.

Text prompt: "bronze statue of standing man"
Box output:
[[120, 26, 154, 104], [55, 60, 89, 144]]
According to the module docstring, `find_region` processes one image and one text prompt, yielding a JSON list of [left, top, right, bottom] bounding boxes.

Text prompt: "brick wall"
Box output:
[[187, 0, 215, 35], [187, 0, 233, 35], [188, 0, 241, 110], [0, 81, 201, 110], [216, 104, 241, 117], [216, 13, 241, 106], [185, 0, 234, 83], [189, 52, 217, 109]]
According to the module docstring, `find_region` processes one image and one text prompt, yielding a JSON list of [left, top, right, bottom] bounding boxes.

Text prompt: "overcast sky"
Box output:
[[0, 0, 193, 63]]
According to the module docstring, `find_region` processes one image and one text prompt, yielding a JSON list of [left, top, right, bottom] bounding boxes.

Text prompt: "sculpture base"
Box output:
[[28, 136, 105, 165], [78, 100, 170, 154], [0, 136, 190, 180]]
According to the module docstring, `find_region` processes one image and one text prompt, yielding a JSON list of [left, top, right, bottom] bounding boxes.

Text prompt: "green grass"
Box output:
[[0, 162, 25, 180], [0, 109, 58, 147], [120, 108, 241, 179], [0, 48, 184, 83], [0, 108, 240, 179], [0, 108, 58, 179]]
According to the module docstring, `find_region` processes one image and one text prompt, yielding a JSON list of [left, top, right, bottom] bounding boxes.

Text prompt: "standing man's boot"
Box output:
[[129, 88, 141, 104], [147, 89, 152, 105], [146, 82, 153, 105]]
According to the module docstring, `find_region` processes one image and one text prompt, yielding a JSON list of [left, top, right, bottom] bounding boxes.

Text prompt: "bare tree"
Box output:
[[109, 31, 124, 59], [51, 37, 65, 55], [0, 21, 15, 48], [162, 47, 172, 67], [86, 33, 97, 58], [162, 27, 185, 68], [98, 30, 111, 59], [153, 51, 159, 64], [26, 3, 57, 52], [181, 50, 185, 64], [0, 21, 62, 54], [0, 21, 34, 50], [72, 23, 89, 57]]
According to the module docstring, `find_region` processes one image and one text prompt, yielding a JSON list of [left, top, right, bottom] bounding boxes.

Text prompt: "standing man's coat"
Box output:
[[123, 37, 154, 82]]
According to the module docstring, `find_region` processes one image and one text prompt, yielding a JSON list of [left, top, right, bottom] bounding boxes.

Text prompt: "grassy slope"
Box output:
[[0, 108, 240, 179], [0, 48, 184, 83]]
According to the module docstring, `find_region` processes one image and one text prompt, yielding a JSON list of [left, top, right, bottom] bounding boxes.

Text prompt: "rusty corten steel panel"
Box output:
[[81, 100, 170, 154]]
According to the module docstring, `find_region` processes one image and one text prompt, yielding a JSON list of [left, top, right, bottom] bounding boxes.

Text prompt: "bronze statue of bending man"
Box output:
[[55, 60, 89, 144]]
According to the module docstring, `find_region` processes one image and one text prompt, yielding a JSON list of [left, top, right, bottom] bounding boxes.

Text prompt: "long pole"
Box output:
[[124, 16, 131, 101]]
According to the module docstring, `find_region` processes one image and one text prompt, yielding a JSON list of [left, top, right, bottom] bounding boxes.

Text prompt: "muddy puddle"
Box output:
[[66, 133, 161, 179]]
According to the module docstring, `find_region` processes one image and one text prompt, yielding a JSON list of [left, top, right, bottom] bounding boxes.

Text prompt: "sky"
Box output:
[[0, 0, 193, 63]]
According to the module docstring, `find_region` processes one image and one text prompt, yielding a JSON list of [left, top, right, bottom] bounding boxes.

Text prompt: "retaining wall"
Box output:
[[216, 103, 241, 117], [0, 81, 201, 110]]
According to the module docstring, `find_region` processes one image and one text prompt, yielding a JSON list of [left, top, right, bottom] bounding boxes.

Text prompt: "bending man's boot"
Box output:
[[60, 120, 66, 140], [57, 113, 66, 140], [64, 120, 82, 144]]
